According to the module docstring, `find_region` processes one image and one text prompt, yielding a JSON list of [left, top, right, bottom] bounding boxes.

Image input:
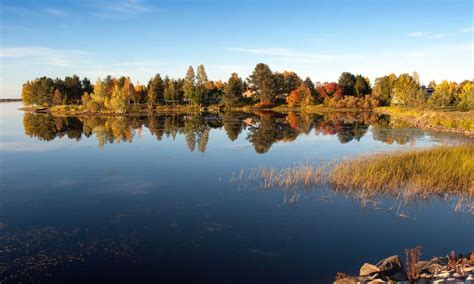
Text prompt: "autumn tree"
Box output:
[[52, 89, 63, 105], [392, 73, 425, 106], [316, 82, 343, 100], [248, 63, 276, 104], [195, 64, 208, 104], [371, 74, 397, 106], [274, 71, 302, 96], [21, 81, 34, 105], [184, 66, 198, 104], [223, 73, 243, 107], [428, 80, 457, 107], [286, 84, 312, 107], [455, 81, 473, 111]]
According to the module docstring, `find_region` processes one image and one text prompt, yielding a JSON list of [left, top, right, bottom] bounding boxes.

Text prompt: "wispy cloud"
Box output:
[[44, 7, 67, 17], [0, 46, 90, 67], [227, 47, 364, 62], [92, 0, 151, 18], [408, 26, 474, 39], [408, 32, 427, 37]]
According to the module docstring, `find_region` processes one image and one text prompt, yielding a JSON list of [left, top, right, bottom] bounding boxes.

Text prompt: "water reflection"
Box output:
[[23, 111, 435, 152]]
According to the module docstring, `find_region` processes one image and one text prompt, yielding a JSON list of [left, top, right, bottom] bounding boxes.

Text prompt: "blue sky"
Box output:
[[0, 0, 472, 97]]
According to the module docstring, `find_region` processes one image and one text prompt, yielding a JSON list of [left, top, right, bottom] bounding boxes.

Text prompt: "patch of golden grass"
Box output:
[[376, 106, 474, 132], [328, 145, 474, 198]]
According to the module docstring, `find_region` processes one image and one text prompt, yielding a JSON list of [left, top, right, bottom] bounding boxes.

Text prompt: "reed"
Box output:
[[328, 145, 474, 198]]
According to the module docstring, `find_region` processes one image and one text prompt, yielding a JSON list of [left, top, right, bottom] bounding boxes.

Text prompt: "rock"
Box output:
[[436, 271, 451, 278], [387, 272, 407, 281], [376, 255, 402, 276], [360, 263, 380, 276], [367, 280, 386, 284]]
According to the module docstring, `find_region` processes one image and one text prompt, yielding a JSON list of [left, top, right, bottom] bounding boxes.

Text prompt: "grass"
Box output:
[[233, 145, 474, 211], [329, 145, 474, 196], [376, 106, 474, 134]]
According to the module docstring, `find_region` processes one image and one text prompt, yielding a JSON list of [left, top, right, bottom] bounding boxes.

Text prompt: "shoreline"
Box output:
[[335, 250, 474, 283], [18, 104, 474, 136]]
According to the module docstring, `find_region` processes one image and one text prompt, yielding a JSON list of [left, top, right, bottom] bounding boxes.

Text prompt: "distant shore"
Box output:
[[0, 98, 22, 102]]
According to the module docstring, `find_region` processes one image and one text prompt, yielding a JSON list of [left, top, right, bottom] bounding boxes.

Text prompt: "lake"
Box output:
[[0, 102, 472, 283]]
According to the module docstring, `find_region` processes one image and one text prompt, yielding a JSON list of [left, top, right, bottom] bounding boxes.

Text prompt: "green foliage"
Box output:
[[223, 73, 243, 107], [274, 71, 302, 96], [338, 72, 356, 97], [248, 63, 276, 104], [164, 80, 177, 104], [392, 74, 425, 106], [303, 77, 318, 103], [354, 75, 371, 97], [147, 74, 165, 106]]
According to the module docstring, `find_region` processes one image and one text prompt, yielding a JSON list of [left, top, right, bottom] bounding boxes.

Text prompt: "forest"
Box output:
[[21, 63, 473, 113]]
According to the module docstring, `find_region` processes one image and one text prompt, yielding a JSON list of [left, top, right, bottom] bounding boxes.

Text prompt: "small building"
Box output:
[[422, 86, 434, 98]]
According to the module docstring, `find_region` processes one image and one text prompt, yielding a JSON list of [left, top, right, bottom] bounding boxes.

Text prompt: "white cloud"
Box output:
[[44, 8, 67, 17], [0, 46, 90, 67], [92, 0, 151, 18], [408, 32, 426, 37], [408, 26, 474, 39], [227, 47, 364, 62]]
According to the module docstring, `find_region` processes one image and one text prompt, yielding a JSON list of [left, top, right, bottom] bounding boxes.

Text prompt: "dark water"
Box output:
[[0, 102, 472, 283]]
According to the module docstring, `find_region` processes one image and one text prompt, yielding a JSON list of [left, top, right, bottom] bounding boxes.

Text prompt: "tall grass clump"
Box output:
[[328, 144, 474, 197]]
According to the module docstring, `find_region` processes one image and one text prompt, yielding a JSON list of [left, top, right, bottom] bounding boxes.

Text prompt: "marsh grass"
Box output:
[[329, 145, 474, 197], [232, 145, 474, 213]]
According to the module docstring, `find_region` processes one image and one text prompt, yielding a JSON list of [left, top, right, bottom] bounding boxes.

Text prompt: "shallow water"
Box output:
[[0, 102, 472, 283]]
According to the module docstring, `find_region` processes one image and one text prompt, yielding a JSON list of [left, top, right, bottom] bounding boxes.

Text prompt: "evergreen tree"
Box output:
[[223, 73, 243, 107], [248, 63, 276, 104], [338, 72, 357, 97], [164, 80, 176, 105], [354, 75, 371, 97], [147, 74, 165, 107]]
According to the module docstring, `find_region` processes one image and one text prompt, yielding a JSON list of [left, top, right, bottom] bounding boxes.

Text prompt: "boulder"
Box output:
[[376, 255, 403, 276], [360, 263, 380, 276], [386, 272, 407, 282]]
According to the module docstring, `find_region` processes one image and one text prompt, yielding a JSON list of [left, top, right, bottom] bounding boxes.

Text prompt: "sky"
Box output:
[[0, 0, 473, 98]]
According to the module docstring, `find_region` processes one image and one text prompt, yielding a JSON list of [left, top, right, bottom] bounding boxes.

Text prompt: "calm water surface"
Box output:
[[0, 102, 472, 283]]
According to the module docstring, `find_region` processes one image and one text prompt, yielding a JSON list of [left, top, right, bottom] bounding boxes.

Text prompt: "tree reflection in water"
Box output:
[[23, 111, 426, 152]]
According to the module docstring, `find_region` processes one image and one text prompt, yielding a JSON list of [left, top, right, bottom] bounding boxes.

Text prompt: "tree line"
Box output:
[[21, 63, 474, 112]]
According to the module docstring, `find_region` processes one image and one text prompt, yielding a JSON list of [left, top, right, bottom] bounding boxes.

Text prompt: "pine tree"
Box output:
[[223, 73, 243, 107], [248, 63, 276, 104]]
